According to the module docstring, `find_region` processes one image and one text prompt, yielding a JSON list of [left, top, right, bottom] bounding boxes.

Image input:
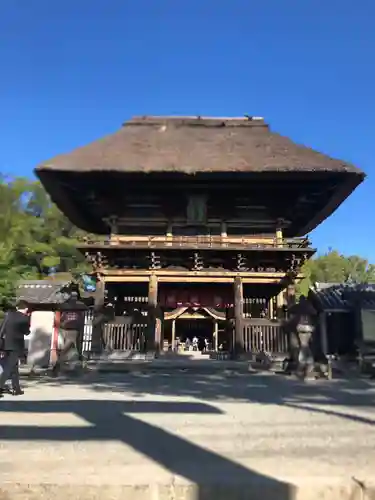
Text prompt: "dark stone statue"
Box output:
[[286, 296, 317, 379]]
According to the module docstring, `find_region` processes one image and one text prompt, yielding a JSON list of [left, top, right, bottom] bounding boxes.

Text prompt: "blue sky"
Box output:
[[1, 1, 374, 259]]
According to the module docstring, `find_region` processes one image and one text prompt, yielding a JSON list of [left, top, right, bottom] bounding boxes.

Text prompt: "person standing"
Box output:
[[192, 336, 198, 351], [0, 300, 30, 397]]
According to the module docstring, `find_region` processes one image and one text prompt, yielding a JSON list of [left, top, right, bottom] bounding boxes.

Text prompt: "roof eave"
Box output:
[[35, 168, 108, 233], [296, 171, 365, 236]]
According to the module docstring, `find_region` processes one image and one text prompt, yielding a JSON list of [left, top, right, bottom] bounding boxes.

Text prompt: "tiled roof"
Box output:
[[343, 284, 375, 310], [308, 283, 375, 312], [17, 280, 72, 305]]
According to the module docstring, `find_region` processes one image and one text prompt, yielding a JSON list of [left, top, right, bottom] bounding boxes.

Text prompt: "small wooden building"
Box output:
[[17, 280, 92, 366], [308, 283, 375, 358], [35, 115, 365, 359]]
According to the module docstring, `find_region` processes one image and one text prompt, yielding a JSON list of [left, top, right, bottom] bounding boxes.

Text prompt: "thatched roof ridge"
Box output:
[[36, 115, 364, 176]]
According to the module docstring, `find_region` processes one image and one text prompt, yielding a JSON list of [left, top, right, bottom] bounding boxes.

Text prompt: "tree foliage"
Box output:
[[0, 175, 88, 310], [297, 250, 375, 297]]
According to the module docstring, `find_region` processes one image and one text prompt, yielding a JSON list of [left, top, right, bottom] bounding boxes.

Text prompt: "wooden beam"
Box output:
[[103, 235, 279, 245], [103, 270, 304, 280], [234, 276, 245, 356], [104, 276, 284, 284], [159, 277, 282, 284], [103, 276, 149, 283], [102, 269, 289, 278]]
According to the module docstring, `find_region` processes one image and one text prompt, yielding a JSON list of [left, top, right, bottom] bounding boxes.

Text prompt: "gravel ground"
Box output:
[[1, 371, 375, 499]]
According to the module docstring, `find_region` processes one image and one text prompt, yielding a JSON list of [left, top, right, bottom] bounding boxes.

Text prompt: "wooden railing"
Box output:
[[90, 316, 288, 356], [81, 235, 311, 250], [103, 322, 146, 351], [242, 319, 288, 354]]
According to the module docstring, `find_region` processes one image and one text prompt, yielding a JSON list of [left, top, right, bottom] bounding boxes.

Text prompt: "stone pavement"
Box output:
[[1, 371, 375, 500]]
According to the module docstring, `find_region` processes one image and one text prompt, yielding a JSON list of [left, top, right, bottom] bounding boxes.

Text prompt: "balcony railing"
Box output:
[[80, 234, 311, 250]]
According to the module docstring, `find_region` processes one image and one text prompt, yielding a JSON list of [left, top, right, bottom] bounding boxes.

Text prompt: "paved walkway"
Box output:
[[1, 371, 375, 499]]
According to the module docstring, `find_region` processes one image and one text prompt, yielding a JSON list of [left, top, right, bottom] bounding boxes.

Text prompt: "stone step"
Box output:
[[90, 360, 255, 374], [1, 479, 374, 500]]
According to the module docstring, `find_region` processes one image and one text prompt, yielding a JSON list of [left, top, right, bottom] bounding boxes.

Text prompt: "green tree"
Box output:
[[0, 175, 89, 311], [297, 250, 375, 297]]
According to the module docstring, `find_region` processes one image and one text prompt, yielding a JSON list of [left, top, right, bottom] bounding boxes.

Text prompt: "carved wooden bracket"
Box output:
[[192, 252, 204, 271], [236, 253, 249, 272], [85, 251, 108, 272], [149, 252, 162, 270]]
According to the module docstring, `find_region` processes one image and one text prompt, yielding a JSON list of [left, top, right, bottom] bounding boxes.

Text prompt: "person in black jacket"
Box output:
[[0, 300, 30, 397]]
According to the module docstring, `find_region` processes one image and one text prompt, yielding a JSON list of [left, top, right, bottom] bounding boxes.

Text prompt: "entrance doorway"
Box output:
[[163, 307, 225, 352], [176, 318, 213, 351]]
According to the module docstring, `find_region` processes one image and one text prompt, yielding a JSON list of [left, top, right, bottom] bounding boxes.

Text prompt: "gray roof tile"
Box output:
[[17, 280, 72, 305]]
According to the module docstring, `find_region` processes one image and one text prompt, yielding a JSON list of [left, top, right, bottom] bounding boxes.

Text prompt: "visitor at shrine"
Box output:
[[204, 338, 209, 352], [192, 336, 198, 351], [0, 300, 30, 397]]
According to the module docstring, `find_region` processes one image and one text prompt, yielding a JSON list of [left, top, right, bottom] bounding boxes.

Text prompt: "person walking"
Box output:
[[0, 300, 30, 397], [51, 291, 86, 376]]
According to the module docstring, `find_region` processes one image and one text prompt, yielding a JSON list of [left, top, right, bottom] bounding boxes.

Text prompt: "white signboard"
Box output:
[[27, 311, 55, 367]]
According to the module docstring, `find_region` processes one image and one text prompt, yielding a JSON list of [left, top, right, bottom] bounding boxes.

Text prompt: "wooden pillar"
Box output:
[[166, 222, 173, 247], [220, 221, 227, 238], [286, 283, 296, 308], [214, 320, 219, 351], [50, 311, 61, 365], [92, 275, 105, 354], [320, 313, 328, 357], [171, 319, 176, 351], [269, 297, 274, 320], [234, 277, 244, 356], [225, 307, 234, 353], [276, 220, 283, 247], [155, 312, 162, 353], [276, 291, 284, 318], [147, 274, 158, 352]]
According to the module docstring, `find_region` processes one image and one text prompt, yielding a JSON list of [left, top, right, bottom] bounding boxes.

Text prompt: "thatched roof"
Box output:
[[36, 116, 363, 175]]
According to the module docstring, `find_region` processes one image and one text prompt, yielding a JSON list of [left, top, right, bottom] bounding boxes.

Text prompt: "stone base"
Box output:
[[2, 479, 375, 500]]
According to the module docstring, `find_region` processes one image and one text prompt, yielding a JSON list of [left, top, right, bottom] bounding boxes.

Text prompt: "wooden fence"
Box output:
[[242, 319, 288, 354], [83, 311, 288, 356], [102, 321, 146, 351]]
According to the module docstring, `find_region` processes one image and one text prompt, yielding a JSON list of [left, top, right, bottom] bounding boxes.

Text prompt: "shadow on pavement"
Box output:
[[0, 397, 294, 500], [2, 368, 375, 498], [32, 369, 375, 426]]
